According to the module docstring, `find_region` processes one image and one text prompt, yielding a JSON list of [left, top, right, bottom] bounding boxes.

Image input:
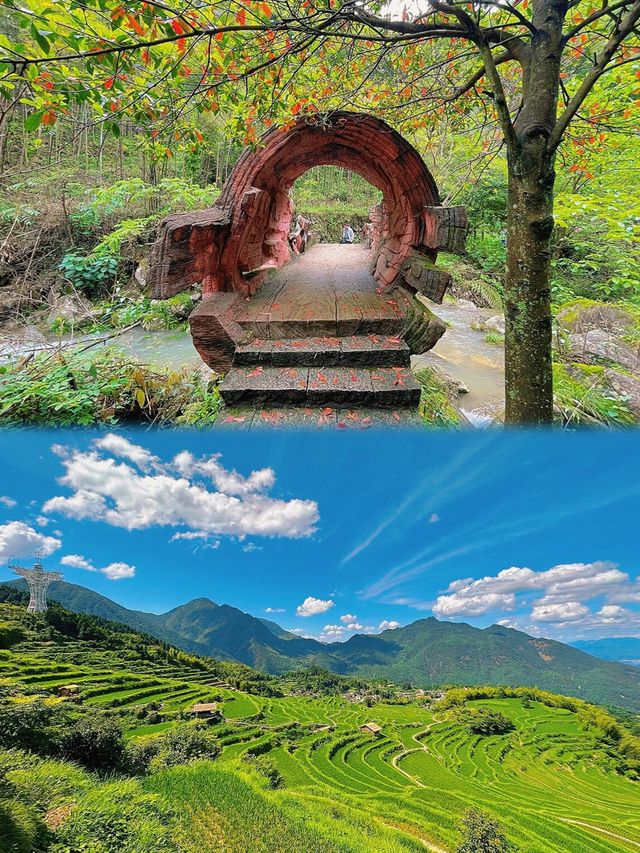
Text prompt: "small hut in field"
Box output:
[[57, 684, 80, 698], [359, 722, 382, 737], [190, 702, 221, 720]]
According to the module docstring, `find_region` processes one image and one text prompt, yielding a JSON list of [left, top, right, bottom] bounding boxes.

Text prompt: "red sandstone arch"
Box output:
[[215, 112, 440, 292], [150, 112, 467, 302]]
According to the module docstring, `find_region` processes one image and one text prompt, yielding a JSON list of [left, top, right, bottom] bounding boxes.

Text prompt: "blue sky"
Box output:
[[0, 428, 639, 642]]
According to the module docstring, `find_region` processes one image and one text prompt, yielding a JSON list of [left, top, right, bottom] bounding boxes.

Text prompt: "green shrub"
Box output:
[[457, 808, 516, 853], [58, 716, 127, 772], [247, 755, 285, 789], [59, 252, 120, 297], [0, 622, 24, 649], [155, 726, 221, 767], [0, 349, 219, 426], [466, 710, 515, 736], [0, 701, 57, 753]]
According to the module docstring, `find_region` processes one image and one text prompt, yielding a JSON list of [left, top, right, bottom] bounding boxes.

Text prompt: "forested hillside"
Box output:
[[5, 579, 640, 711]]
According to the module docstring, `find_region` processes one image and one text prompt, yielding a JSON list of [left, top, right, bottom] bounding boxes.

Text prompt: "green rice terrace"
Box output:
[[1, 601, 639, 853]]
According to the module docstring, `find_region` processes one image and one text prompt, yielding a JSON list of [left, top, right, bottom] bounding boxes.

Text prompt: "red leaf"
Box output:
[[236, 9, 247, 25], [171, 18, 185, 34]]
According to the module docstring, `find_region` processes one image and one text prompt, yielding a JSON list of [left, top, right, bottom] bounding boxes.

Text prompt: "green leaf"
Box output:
[[24, 110, 45, 131]]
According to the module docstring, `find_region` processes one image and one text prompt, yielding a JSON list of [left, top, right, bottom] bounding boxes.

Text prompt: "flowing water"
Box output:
[[1, 299, 505, 425], [412, 300, 505, 425]]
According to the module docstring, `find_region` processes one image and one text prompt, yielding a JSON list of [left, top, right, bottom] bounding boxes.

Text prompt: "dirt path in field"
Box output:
[[380, 818, 450, 853], [559, 818, 640, 849], [391, 722, 439, 788]]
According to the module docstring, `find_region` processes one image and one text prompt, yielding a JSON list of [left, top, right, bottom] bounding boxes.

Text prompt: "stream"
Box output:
[[0, 299, 505, 425]]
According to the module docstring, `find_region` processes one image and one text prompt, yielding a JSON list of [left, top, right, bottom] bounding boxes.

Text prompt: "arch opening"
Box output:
[[213, 113, 442, 296], [289, 165, 382, 246]]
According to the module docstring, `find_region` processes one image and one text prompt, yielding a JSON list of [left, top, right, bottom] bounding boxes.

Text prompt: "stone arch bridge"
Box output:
[[150, 112, 467, 411]]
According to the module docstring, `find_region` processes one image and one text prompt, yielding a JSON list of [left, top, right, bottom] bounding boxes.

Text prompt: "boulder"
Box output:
[[603, 368, 640, 417], [567, 330, 640, 373], [484, 315, 506, 335]]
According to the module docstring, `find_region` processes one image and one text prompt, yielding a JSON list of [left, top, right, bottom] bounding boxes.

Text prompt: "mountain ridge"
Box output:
[[3, 578, 639, 710]]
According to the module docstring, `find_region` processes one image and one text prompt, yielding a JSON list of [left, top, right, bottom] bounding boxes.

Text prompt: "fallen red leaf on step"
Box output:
[[321, 407, 333, 415], [337, 421, 347, 429], [248, 367, 263, 377], [392, 411, 402, 422], [223, 416, 246, 423]]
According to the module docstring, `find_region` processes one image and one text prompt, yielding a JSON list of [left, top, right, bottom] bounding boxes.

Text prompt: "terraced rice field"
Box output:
[[201, 695, 640, 853], [0, 649, 237, 715], [3, 647, 638, 851]]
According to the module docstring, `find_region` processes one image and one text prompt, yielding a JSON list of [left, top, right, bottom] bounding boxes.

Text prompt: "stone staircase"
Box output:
[[219, 332, 421, 408]]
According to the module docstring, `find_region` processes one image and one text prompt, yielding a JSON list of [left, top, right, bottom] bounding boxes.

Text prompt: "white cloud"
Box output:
[[60, 552, 135, 581], [322, 624, 346, 638], [43, 442, 319, 540], [94, 434, 159, 469], [346, 622, 364, 630], [340, 613, 358, 623], [379, 620, 400, 630], [61, 554, 96, 571], [433, 560, 640, 638], [433, 562, 631, 619], [0, 521, 61, 563], [101, 562, 136, 580], [36, 516, 49, 527], [296, 596, 334, 617], [531, 601, 590, 623], [428, 513, 440, 523], [242, 542, 262, 553], [264, 607, 285, 614], [173, 451, 275, 496], [0, 496, 16, 508]]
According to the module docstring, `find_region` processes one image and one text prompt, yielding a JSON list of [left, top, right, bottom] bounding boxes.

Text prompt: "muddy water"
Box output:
[[0, 327, 202, 371], [412, 300, 505, 425]]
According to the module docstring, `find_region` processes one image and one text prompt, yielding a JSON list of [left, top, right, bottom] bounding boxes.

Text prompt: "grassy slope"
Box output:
[[1, 602, 639, 852]]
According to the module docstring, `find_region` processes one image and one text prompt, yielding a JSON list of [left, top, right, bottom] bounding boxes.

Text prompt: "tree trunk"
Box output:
[[504, 152, 555, 424]]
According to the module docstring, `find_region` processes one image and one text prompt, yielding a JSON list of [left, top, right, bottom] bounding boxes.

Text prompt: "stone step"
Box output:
[[219, 406, 424, 428], [234, 335, 411, 368], [235, 315, 405, 339], [220, 365, 421, 408]]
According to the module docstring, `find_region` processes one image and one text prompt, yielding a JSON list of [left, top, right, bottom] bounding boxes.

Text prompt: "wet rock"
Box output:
[[484, 315, 506, 335], [426, 362, 469, 395]]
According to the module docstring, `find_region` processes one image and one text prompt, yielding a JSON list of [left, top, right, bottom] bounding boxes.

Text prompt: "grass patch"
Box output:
[[414, 368, 459, 427], [0, 348, 221, 426], [553, 362, 636, 426]]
